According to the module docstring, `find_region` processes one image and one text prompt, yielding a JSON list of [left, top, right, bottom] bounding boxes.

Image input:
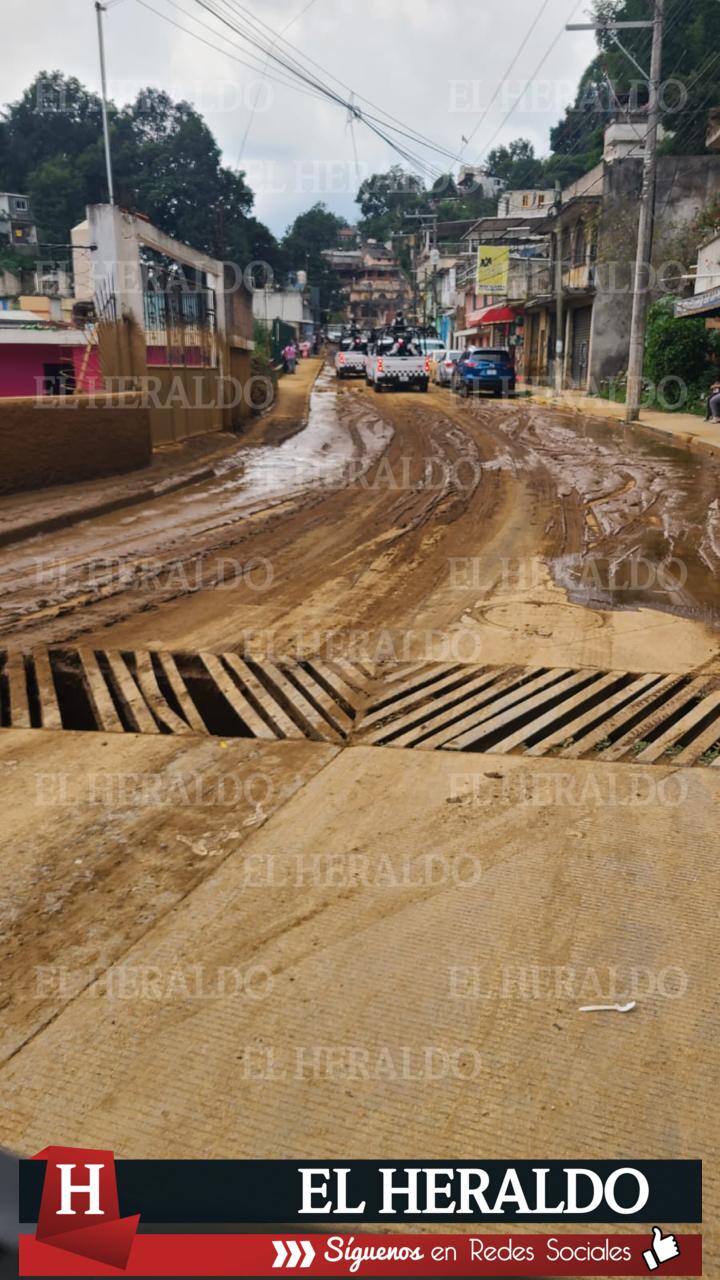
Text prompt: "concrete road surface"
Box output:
[[0, 359, 717, 1270]]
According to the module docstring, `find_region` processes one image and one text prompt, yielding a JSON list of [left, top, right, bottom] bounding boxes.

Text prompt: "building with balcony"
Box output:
[[522, 144, 720, 390], [0, 192, 38, 250], [324, 240, 409, 329]]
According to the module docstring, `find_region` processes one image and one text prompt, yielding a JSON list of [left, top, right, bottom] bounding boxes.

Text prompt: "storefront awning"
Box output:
[[478, 304, 517, 325], [675, 285, 720, 319]]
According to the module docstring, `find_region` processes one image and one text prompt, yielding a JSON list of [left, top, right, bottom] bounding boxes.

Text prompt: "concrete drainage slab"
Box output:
[[2, 648, 720, 767]]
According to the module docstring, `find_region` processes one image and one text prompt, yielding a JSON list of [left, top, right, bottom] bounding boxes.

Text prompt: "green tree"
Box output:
[[553, 0, 720, 161], [1, 71, 106, 191], [356, 165, 425, 240], [283, 203, 347, 315], [26, 156, 88, 246], [485, 139, 545, 188], [0, 71, 282, 273], [644, 297, 719, 405]]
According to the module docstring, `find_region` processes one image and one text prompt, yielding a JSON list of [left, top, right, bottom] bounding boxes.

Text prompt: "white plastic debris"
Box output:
[[578, 1001, 637, 1013]]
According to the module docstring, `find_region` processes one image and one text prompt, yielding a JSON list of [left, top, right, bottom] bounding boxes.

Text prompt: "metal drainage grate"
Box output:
[[0, 649, 365, 744], [2, 649, 720, 767]]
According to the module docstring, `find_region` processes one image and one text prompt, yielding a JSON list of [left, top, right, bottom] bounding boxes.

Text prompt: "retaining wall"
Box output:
[[0, 391, 152, 495]]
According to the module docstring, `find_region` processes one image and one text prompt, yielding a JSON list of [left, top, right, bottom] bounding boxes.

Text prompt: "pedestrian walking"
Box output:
[[283, 342, 297, 374], [705, 379, 720, 422]]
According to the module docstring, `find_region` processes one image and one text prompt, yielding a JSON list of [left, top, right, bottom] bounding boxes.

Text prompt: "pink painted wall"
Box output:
[[70, 345, 104, 392], [0, 343, 104, 397], [0, 344, 60, 397]]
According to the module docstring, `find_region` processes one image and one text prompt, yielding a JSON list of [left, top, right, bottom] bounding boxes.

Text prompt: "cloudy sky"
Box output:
[[4, 0, 598, 234]]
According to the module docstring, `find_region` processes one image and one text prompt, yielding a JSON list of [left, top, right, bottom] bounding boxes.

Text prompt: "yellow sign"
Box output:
[[476, 244, 509, 294]]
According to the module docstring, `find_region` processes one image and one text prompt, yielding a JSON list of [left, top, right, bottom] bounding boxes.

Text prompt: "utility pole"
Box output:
[[567, 3, 662, 422], [625, 0, 664, 422], [553, 180, 564, 397], [95, 1, 115, 204]]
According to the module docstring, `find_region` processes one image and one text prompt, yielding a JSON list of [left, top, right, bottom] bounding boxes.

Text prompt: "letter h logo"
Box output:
[[31, 1146, 139, 1268]]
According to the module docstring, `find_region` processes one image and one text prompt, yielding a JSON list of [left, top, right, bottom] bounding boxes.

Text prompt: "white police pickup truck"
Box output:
[[335, 338, 368, 379], [366, 334, 429, 393]]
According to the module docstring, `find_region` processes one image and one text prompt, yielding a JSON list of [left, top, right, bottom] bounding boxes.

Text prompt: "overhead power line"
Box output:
[[459, 0, 554, 158]]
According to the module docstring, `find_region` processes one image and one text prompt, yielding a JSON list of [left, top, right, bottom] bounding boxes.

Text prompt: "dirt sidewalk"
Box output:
[[525, 385, 720, 458]]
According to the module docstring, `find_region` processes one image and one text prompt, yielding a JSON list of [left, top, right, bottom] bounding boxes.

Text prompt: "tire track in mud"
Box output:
[[0, 376, 496, 650], [435, 393, 720, 627]]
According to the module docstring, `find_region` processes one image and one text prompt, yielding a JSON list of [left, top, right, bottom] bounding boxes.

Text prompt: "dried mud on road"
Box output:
[[0, 366, 719, 672], [1, 365, 718, 1274]]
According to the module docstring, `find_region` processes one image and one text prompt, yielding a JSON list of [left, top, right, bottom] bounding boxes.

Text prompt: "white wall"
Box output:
[[695, 235, 720, 293]]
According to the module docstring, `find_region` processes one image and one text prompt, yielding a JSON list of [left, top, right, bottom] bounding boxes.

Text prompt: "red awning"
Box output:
[[479, 305, 516, 325]]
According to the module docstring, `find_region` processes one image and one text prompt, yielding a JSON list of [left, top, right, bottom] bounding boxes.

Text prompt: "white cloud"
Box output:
[[3, 0, 598, 233]]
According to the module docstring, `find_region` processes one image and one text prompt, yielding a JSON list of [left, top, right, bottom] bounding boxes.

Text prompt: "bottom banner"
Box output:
[[19, 1231, 702, 1276]]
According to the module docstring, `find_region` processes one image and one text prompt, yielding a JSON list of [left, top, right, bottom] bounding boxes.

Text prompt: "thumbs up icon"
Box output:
[[643, 1226, 681, 1271]]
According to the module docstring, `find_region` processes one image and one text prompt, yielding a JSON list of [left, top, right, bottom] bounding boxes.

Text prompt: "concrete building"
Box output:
[[0, 192, 38, 249], [324, 241, 409, 329], [523, 148, 720, 390], [602, 115, 668, 163], [457, 166, 505, 200], [453, 216, 550, 366], [0, 309, 101, 397], [252, 287, 313, 338], [497, 189, 556, 218], [675, 232, 720, 325]]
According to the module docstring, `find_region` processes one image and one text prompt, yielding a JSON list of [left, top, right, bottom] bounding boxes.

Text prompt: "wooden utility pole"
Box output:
[[566, 3, 663, 422], [625, 0, 665, 422], [553, 181, 564, 396]]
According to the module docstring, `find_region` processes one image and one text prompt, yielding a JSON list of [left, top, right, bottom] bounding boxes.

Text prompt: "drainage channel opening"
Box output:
[[50, 650, 99, 731], [243, 656, 325, 740], [24, 655, 42, 728], [149, 652, 186, 722], [462, 671, 606, 753], [661, 696, 720, 756], [121, 652, 171, 734], [624, 678, 707, 746], [522, 673, 635, 751], [591, 675, 690, 750], [552, 673, 666, 753], [218, 655, 281, 736], [279, 662, 347, 736], [174, 653, 254, 737], [364, 665, 466, 716], [374, 668, 546, 746], [302, 660, 357, 721]]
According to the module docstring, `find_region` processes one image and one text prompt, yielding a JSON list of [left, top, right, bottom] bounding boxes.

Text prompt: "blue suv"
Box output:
[[452, 347, 516, 398]]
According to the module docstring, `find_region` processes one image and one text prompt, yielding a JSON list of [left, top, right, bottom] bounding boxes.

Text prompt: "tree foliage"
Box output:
[[0, 71, 284, 273], [645, 297, 719, 398], [282, 203, 347, 315]]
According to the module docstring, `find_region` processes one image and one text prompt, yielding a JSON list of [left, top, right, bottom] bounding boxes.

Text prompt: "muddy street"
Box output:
[[1, 363, 719, 661], [1, 361, 719, 1273]]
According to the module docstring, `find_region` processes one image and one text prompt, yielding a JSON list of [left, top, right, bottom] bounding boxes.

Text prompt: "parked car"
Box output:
[[433, 348, 463, 387], [452, 347, 515, 397], [335, 338, 367, 379], [327, 327, 343, 343]]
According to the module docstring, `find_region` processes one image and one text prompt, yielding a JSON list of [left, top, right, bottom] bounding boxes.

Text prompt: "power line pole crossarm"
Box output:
[[625, 0, 665, 423]]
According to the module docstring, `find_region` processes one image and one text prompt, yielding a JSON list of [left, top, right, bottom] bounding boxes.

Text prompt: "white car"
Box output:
[[433, 348, 463, 387]]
